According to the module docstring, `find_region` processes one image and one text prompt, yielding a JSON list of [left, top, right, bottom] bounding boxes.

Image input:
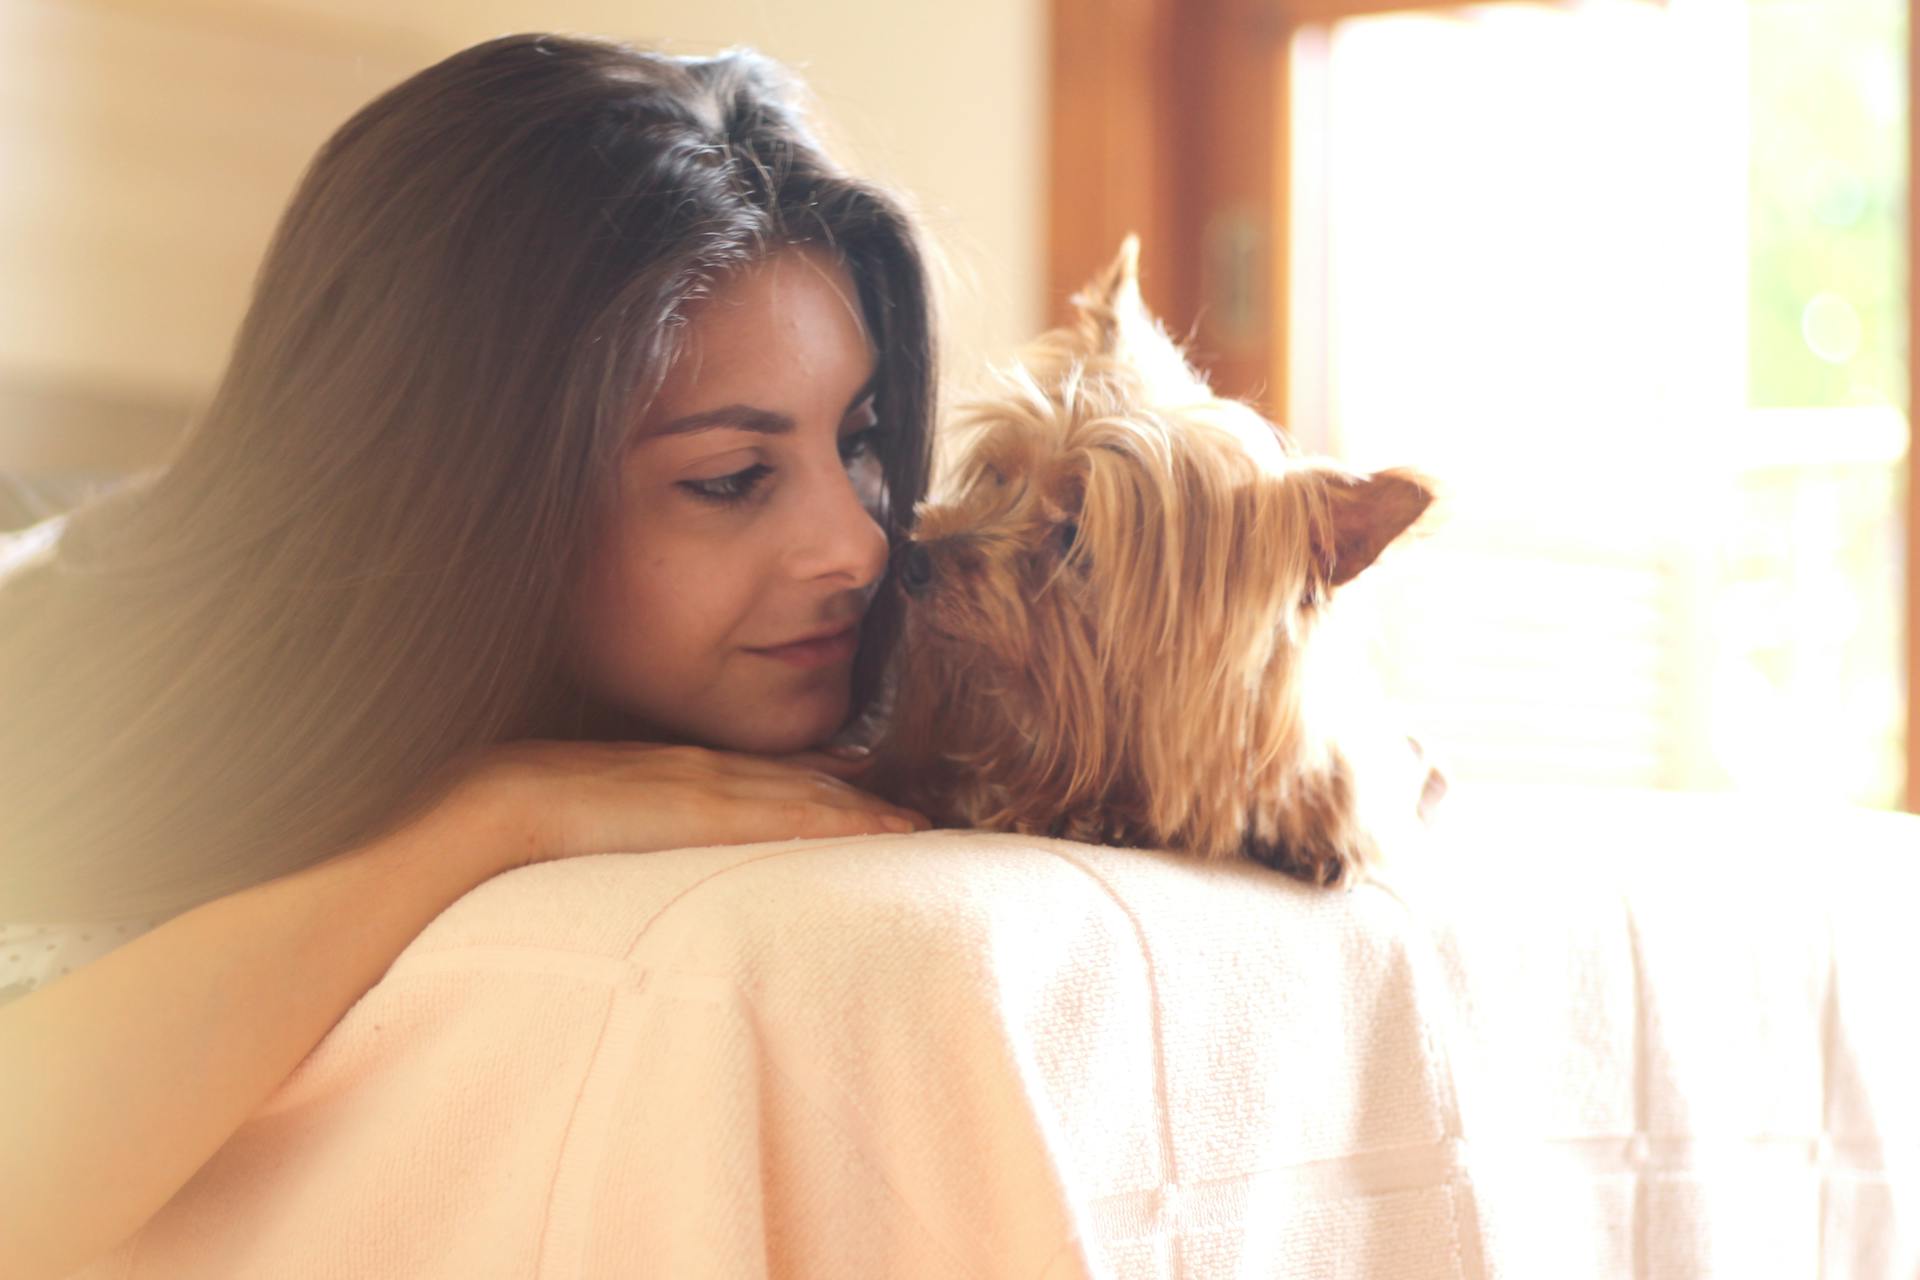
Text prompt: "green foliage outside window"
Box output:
[[1749, 0, 1906, 410]]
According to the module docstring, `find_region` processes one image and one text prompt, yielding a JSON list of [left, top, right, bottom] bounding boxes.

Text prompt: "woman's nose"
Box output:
[[796, 465, 890, 588]]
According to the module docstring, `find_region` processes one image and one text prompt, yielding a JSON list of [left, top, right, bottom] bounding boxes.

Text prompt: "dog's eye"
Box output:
[[1057, 521, 1079, 553]]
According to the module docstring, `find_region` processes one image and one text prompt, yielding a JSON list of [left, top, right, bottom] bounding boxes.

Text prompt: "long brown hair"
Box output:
[[0, 33, 937, 922]]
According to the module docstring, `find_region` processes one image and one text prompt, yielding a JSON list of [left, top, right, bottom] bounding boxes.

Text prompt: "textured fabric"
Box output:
[[0, 510, 64, 576], [0, 917, 171, 1007], [65, 782, 1920, 1278]]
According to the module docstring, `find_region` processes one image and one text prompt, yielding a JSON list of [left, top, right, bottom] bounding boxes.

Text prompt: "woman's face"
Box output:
[[571, 245, 894, 755]]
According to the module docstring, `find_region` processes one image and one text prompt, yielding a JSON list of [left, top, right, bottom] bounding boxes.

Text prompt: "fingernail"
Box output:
[[827, 744, 872, 759], [883, 816, 915, 834]]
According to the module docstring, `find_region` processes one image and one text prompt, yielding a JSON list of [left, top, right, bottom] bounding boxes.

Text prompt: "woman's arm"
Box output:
[[0, 739, 921, 1280], [0, 779, 528, 1280]]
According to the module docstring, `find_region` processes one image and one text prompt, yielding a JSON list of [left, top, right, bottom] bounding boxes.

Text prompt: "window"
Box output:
[[1288, 0, 1908, 808]]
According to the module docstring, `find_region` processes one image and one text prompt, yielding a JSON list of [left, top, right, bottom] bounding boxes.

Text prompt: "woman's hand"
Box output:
[[457, 740, 930, 869]]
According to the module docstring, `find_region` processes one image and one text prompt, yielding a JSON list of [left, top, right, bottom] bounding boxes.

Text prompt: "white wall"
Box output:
[[0, 0, 1043, 418]]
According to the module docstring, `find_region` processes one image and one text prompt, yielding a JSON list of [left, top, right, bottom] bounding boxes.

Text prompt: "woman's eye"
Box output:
[[679, 463, 772, 506], [678, 414, 884, 509], [839, 426, 885, 467]]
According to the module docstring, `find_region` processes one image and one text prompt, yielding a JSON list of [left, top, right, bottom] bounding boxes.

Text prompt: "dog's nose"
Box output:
[[899, 543, 935, 597]]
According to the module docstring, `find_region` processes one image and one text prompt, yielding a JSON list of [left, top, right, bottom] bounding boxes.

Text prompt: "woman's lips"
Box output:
[[748, 624, 860, 669]]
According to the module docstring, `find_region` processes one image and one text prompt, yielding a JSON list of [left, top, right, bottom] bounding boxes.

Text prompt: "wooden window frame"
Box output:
[[1049, 0, 1920, 811]]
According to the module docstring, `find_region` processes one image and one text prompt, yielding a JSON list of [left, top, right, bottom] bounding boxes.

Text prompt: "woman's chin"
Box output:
[[597, 682, 852, 757], [712, 696, 851, 757]]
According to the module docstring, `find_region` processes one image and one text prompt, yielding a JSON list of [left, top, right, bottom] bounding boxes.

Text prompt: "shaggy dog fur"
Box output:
[[867, 237, 1444, 889]]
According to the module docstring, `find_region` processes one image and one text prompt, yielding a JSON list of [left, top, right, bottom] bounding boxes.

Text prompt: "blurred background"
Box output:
[[3, 0, 1912, 814], [0, 0, 1045, 454]]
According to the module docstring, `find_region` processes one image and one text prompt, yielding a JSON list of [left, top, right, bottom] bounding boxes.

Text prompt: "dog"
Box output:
[[866, 236, 1444, 889]]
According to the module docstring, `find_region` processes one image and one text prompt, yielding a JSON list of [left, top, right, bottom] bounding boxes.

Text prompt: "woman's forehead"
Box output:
[[630, 248, 879, 443], [699, 246, 867, 341]]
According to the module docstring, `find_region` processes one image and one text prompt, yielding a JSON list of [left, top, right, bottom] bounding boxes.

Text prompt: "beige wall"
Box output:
[[0, 0, 1042, 438]]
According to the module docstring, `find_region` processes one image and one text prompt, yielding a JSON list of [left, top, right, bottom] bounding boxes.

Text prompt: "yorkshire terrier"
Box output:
[[866, 236, 1445, 889]]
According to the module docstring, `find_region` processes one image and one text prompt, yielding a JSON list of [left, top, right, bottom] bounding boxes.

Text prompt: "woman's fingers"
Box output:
[[624, 744, 910, 825], [472, 738, 930, 865], [776, 748, 873, 782], [760, 755, 926, 832]]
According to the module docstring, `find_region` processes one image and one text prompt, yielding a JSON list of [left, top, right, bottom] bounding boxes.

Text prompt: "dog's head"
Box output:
[[888, 237, 1434, 862]]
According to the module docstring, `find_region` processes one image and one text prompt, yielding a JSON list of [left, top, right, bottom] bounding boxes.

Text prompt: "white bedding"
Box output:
[[72, 782, 1920, 1278]]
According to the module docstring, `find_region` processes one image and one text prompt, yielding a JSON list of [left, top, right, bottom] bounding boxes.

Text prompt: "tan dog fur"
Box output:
[[869, 237, 1442, 889]]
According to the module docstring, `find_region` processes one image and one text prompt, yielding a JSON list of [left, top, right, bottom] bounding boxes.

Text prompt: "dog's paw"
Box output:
[[1241, 835, 1366, 891]]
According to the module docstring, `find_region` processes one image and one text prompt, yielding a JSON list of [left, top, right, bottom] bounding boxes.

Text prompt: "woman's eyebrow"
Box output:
[[651, 368, 880, 438]]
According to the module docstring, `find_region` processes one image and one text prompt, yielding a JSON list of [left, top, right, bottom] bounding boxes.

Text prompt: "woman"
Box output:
[[0, 32, 935, 1278]]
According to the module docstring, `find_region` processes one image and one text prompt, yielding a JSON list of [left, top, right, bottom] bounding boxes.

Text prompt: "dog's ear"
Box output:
[[1070, 235, 1145, 344], [1067, 236, 1209, 396], [1308, 466, 1435, 587]]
